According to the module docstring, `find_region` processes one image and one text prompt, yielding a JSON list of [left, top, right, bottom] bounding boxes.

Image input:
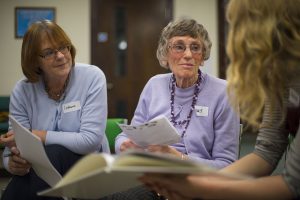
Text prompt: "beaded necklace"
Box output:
[[45, 74, 70, 101], [170, 69, 201, 138]]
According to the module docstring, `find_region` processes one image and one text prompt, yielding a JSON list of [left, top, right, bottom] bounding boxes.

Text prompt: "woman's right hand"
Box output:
[[0, 130, 16, 148], [7, 146, 31, 176], [120, 139, 142, 152]]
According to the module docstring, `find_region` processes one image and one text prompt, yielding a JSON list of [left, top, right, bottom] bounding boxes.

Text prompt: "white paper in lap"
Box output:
[[9, 115, 62, 187]]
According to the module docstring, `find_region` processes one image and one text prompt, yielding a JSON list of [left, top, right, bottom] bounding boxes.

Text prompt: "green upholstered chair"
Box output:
[[0, 96, 9, 135], [105, 118, 127, 153], [0, 96, 9, 149]]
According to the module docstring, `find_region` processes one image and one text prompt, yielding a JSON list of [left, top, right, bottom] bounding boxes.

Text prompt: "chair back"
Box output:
[[0, 96, 9, 133], [105, 118, 127, 153], [0, 96, 9, 111]]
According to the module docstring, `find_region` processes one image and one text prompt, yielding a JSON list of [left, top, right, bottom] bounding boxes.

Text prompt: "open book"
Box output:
[[38, 150, 250, 199], [118, 116, 181, 147], [9, 115, 62, 187]]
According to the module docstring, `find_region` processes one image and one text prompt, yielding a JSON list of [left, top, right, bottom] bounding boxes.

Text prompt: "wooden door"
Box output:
[[91, 0, 173, 120]]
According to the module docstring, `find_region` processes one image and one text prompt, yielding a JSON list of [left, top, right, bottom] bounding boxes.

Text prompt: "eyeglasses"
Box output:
[[168, 43, 202, 55], [39, 45, 71, 60]]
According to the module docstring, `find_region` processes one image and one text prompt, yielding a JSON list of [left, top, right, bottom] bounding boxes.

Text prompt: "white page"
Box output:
[[118, 116, 181, 147], [10, 115, 62, 187]]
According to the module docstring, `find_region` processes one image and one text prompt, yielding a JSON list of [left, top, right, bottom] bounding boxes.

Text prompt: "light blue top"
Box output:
[[115, 72, 240, 169], [3, 63, 109, 170]]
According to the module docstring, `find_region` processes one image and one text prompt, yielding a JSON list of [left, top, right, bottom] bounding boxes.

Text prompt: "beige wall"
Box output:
[[174, 0, 218, 77], [0, 0, 218, 96], [0, 0, 90, 95]]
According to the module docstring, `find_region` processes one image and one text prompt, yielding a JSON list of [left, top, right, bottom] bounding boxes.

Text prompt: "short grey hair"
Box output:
[[157, 18, 212, 68]]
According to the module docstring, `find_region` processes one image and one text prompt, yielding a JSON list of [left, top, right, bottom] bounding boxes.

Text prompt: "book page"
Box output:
[[9, 115, 62, 187], [39, 170, 143, 199], [56, 153, 112, 187], [38, 150, 252, 199], [118, 116, 180, 147], [114, 150, 196, 167], [112, 151, 253, 179], [112, 150, 215, 174]]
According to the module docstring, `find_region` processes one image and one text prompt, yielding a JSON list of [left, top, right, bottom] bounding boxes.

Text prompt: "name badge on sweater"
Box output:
[[63, 101, 81, 113], [195, 106, 208, 117]]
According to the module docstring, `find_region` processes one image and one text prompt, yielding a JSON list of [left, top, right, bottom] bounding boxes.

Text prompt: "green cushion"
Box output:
[[0, 96, 9, 111], [0, 96, 9, 145], [105, 118, 127, 153], [0, 122, 8, 133]]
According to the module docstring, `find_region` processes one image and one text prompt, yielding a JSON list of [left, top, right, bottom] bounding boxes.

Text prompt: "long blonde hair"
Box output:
[[226, 0, 300, 128]]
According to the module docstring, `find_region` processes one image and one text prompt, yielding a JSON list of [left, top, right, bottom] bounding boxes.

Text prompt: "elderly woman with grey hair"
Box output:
[[100, 18, 240, 200], [140, 0, 300, 199]]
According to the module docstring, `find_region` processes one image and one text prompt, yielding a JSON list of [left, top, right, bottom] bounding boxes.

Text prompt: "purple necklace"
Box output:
[[170, 69, 201, 138]]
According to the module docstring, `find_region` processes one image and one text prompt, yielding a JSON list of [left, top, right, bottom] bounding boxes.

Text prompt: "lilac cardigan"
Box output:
[[115, 72, 240, 169]]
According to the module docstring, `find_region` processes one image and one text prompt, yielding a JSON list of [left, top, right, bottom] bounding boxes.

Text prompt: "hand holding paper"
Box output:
[[118, 116, 181, 147], [9, 115, 62, 187]]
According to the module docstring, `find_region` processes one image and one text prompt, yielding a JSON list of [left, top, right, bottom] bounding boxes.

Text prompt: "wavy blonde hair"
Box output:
[[226, 0, 300, 128]]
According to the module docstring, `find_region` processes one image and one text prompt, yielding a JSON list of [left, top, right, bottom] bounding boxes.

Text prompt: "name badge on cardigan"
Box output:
[[195, 106, 208, 116], [63, 101, 81, 113]]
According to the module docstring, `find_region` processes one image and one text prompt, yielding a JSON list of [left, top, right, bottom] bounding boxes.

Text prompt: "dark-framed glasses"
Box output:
[[39, 45, 71, 60], [169, 43, 202, 55]]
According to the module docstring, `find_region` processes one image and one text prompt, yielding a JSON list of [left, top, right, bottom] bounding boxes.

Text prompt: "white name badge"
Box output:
[[63, 101, 81, 113], [195, 106, 209, 117]]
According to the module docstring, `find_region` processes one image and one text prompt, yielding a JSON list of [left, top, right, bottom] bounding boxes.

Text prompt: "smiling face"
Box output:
[[167, 36, 204, 88], [38, 32, 72, 84]]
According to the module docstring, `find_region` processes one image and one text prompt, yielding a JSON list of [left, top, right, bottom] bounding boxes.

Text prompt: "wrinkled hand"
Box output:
[[120, 139, 142, 152], [147, 145, 181, 158], [140, 174, 193, 200], [7, 147, 31, 176], [0, 130, 16, 148]]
